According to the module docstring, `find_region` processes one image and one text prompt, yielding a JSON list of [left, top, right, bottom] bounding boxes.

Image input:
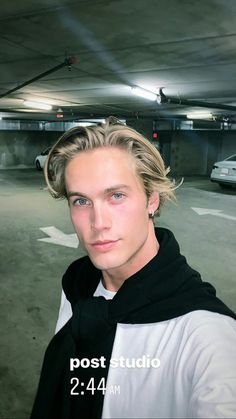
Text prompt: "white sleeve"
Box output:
[[187, 314, 236, 418], [55, 289, 73, 334]]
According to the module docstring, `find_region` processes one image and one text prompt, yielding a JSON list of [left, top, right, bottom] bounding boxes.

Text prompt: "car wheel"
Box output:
[[36, 160, 42, 171]]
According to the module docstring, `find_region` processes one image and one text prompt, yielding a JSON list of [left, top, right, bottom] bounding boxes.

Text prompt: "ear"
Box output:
[[148, 191, 159, 215]]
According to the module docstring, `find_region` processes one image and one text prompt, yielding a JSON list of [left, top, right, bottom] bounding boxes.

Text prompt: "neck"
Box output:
[[102, 224, 159, 292]]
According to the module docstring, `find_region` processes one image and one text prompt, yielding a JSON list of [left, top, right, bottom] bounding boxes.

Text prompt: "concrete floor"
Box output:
[[0, 169, 235, 419]]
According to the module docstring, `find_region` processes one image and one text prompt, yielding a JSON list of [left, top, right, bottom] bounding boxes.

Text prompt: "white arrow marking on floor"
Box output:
[[191, 207, 236, 221], [38, 226, 79, 248]]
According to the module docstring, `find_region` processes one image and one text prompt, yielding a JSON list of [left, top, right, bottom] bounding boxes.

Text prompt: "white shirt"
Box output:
[[55, 282, 236, 418]]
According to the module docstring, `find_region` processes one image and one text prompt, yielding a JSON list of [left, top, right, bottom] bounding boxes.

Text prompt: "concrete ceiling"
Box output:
[[1, 0, 236, 122]]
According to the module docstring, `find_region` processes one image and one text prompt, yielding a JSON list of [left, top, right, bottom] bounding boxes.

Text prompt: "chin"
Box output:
[[88, 253, 124, 271]]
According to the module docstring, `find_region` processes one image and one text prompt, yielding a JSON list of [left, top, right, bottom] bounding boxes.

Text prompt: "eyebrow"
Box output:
[[67, 184, 131, 199]]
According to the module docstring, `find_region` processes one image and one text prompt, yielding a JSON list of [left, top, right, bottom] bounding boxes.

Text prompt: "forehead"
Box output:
[[65, 146, 143, 193]]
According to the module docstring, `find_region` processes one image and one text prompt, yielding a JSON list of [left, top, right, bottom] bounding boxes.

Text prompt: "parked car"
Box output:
[[210, 154, 236, 188], [35, 147, 51, 170]]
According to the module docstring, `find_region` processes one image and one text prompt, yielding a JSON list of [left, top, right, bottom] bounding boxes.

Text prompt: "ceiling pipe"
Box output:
[[159, 89, 236, 112], [0, 56, 76, 99]]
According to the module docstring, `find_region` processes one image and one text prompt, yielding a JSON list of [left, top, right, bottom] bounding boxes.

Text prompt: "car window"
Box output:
[[41, 147, 51, 156]]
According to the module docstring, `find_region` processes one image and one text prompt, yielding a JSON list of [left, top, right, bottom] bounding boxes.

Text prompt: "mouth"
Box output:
[[90, 239, 119, 251]]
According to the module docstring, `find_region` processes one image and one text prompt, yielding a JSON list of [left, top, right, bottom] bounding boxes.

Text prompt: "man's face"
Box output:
[[65, 147, 158, 276]]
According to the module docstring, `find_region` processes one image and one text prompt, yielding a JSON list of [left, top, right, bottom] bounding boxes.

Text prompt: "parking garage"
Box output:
[[0, 1, 236, 418]]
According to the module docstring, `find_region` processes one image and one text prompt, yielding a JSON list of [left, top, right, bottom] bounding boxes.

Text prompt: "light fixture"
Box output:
[[23, 100, 52, 110], [186, 113, 213, 120], [77, 122, 96, 127], [76, 119, 106, 127], [131, 87, 157, 101]]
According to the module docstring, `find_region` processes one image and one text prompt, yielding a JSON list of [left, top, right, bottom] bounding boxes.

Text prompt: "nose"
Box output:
[[90, 202, 111, 231]]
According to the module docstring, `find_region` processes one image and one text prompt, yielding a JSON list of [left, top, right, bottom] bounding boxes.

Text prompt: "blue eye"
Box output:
[[74, 197, 89, 206], [112, 193, 124, 200]]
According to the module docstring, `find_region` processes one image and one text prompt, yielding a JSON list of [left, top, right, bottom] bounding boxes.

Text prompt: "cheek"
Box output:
[[124, 200, 148, 218], [69, 209, 86, 232], [118, 207, 149, 232]]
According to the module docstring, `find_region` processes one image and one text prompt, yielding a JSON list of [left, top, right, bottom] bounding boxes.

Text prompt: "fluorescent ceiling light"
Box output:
[[187, 113, 212, 120], [131, 87, 157, 101], [82, 118, 106, 123], [23, 100, 52, 110], [77, 122, 96, 127], [75, 119, 106, 126]]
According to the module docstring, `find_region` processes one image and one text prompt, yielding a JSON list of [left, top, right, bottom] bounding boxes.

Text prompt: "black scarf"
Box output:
[[30, 228, 235, 419]]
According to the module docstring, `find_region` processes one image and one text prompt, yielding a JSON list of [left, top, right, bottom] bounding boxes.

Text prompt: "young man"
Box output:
[[31, 118, 236, 419]]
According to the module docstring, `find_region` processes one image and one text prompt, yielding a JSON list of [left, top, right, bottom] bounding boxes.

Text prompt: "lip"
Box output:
[[91, 239, 119, 251]]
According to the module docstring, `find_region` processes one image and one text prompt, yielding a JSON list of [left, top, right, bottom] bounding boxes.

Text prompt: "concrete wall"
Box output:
[[170, 131, 217, 176], [163, 130, 235, 176], [0, 131, 61, 169], [127, 118, 153, 140], [219, 131, 236, 161]]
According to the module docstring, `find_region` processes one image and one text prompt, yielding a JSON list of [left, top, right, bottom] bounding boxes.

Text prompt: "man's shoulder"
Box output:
[[175, 310, 236, 351], [178, 309, 236, 332]]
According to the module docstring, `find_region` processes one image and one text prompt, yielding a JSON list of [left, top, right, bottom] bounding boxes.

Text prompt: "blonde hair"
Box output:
[[45, 117, 176, 217]]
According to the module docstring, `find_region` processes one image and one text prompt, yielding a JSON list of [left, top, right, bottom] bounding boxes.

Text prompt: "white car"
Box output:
[[35, 147, 51, 170], [210, 154, 236, 188]]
